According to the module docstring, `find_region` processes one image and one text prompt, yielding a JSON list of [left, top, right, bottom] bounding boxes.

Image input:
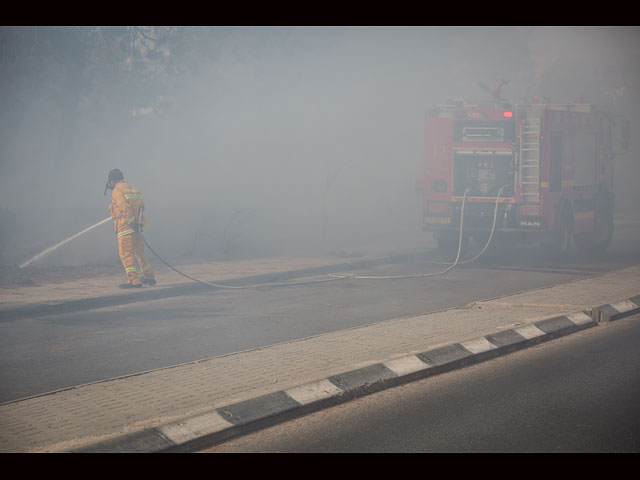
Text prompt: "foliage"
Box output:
[[0, 26, 211, 117]]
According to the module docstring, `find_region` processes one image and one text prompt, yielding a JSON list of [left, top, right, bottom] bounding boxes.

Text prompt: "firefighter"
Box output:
[[105, 169, 157, 289]]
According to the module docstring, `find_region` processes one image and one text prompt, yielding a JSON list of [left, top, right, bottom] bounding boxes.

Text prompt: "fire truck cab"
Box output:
[[416, 97, 629, 256]]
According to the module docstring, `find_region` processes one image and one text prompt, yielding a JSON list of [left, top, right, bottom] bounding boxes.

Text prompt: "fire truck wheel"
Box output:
[[592, 210, 614, 252], [575, 200, 614, 255], [554, 204, 574, 254]]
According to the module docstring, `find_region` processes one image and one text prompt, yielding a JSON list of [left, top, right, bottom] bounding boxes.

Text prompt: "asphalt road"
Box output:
[[202, 313, 640, 453], [1, 223, 639, 403]]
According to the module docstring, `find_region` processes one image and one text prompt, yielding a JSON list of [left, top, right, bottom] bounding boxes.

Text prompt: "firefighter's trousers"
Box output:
[[117, 230, 155, 285]]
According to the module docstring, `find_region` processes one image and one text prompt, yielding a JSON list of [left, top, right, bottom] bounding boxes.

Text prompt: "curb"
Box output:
[[592, 295, 640, 323], [68, 296, 640, 453], [0, 251, 428, 321]]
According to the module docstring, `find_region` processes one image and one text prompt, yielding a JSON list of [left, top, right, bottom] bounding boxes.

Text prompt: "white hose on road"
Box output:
[[18, 216, 112, 269], [18, 185, 509, 280]]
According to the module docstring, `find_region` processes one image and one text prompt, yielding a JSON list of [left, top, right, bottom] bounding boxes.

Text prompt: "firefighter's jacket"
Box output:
[[108, 181, 149, 237]]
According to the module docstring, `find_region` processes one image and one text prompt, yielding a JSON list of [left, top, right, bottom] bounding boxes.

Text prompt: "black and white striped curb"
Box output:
[[592, 295, 640, 324], [69, 297, 640, 453]]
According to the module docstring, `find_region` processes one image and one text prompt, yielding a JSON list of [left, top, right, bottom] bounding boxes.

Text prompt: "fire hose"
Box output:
[[140, 235, 352, 289], [328, 184, 509, 280], [17, 216, 350, 288], [18, 186, 508, 285]]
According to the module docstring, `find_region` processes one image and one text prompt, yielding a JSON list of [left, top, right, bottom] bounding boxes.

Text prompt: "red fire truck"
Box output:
[[416, 96, 629, 257]]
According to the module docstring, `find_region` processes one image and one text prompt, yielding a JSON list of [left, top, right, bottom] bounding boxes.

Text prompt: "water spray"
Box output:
[[18, 217, 112, 269], [17, 186, 505, 282]]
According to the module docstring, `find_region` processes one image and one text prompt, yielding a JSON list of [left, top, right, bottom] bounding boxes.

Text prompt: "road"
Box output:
[[202, 313, 640, 453], [1, 221, 639, 403]]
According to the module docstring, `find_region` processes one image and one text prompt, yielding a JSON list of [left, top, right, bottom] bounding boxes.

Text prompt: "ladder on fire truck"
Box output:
[[519, 105, 542, 204]]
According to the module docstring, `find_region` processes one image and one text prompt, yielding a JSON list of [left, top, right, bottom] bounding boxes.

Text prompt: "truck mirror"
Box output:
[[621, 121, 630, 152], [613, 116, 630, 155]]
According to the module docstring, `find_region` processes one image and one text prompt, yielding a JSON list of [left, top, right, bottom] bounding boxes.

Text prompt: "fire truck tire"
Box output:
[[554, 203, 574, 254], [575, 197, 614, 254], [592, 209, 614, 252]]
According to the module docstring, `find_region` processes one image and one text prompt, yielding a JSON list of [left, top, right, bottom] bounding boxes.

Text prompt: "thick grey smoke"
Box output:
[[1, 26, 638, 267]]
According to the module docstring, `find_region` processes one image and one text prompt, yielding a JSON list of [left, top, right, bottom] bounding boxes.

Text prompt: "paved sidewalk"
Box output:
[[0, 260, 638, 452], [0, 236, 433, 320]]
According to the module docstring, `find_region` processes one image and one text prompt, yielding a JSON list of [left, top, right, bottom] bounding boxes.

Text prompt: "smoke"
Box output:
[[1, 26, 639, 267]]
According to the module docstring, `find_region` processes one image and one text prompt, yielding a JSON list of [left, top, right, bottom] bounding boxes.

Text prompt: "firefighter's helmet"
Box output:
[[105, 169, 124, 195], [108, 169, 124, 183]]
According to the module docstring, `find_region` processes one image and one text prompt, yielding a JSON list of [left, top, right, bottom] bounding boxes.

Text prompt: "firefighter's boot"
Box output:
[[119, 282, 142, 289]]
